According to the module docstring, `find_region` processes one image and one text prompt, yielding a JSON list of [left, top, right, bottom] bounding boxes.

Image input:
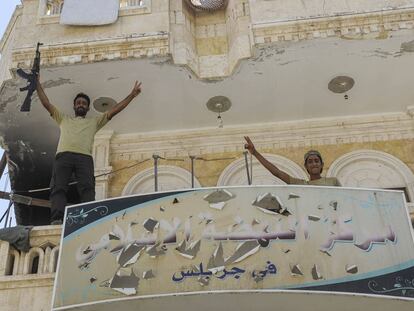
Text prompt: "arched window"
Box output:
[[5, 251, 19, 276], [50, 246, 60, 273], [327, 150, 414, 201], [122, 165, 201, 195], [23, 247, 45, 275], [217, 154, 308, 186]]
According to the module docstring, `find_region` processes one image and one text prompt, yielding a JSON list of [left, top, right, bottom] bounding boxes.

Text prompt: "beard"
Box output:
[[75, 107, 87, 117]]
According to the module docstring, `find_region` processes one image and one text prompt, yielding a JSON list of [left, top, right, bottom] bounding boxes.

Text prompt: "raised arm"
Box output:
[[244, 136, 292, 184], [36, 74, 54, 114], [107, 81, 142, 120]]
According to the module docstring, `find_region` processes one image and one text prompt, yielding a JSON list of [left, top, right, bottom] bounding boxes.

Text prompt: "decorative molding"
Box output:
[[110, 112, 414, 160], [29, 226, 62, 248], [94, 130, 114, 170], [122, 165, 200, 195], [37, 15, 60, 25], [11, 33, 169, 68], [327, 149, 414, 201], [0, 274, 55, 290], [95, 182, 109, 201], [217, 153, 307, 186], [252, 8, 414, 44], [94, 130, 114, 199]]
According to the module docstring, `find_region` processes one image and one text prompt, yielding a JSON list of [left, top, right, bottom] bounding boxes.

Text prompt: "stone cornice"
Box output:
[[11, 32, 169, 68], [252, 8, 414, 43], [108, 112, 414, 159], [0, 274, 54, 289], [29, 225, 62, 247]]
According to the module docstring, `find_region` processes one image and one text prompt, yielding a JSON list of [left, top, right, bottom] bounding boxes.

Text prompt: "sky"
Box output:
[[0, 0, 22, 227], [0, 1, 20, 39]]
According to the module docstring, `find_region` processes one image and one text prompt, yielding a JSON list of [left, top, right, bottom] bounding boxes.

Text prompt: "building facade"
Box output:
[[0, 1, 414, 309]]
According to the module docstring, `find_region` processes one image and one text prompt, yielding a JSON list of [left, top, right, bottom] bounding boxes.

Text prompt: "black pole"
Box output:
[[243, 151, 252, 185], [3, 200, 12, 228], [0, 152, 7, 178], [250, 152, 253, 185], [190, 156, 195, 188], [153, 154, 160, 192]]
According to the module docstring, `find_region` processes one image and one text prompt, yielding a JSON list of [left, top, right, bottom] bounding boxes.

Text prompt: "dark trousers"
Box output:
[[50, 152, 95, 222]]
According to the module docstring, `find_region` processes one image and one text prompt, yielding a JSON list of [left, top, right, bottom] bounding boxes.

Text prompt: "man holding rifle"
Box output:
[[36, 73, 142, 224]]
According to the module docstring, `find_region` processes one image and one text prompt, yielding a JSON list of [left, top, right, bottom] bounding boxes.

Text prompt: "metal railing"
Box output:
[[0, 227, 61, 277]]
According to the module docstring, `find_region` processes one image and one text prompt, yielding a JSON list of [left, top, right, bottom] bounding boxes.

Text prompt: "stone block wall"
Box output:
[[92, 113, 414, 205], [0, 226, 61, 311]]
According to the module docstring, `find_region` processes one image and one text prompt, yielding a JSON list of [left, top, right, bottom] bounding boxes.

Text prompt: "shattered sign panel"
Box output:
[[52, 186, 414, 309]]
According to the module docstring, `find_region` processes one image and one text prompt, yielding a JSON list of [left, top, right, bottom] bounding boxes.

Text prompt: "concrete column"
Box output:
[[93, 130, 114, 200]]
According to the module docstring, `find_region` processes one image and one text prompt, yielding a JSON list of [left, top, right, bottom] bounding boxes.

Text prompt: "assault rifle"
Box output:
[[16, 42, 43, 112]]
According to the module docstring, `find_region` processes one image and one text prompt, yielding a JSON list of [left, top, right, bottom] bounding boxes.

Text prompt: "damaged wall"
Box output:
[[0, 0, 413, 228], [249, 0, 414, 24]]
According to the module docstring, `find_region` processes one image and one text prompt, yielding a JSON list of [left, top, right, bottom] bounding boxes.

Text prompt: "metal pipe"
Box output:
[[190, 156, 195, 188], [243, 151, 252, 185], [153, 154, 160, 192], [2, 200, 12, 228], [0, 152, 7, 178], [250, 152, 253, 185]]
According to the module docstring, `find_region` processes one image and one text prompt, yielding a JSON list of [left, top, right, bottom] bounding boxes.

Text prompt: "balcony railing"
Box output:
[[0, 226, 61, 277]]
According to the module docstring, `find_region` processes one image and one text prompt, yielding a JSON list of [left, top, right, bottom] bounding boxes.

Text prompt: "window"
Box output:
[[41, 0, 148, 20], [327, 150, 414, 202], [46, 0, 64, 16], [119, 0, 144, 8]]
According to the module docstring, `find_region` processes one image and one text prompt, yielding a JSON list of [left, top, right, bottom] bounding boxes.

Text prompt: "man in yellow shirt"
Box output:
[[36, 75, 142, 224], [244, 136, 341, 186]]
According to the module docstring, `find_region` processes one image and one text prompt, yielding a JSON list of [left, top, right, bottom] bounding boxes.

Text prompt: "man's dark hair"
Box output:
[[304, 150, 324, 165], [73, 93, 91, 106]]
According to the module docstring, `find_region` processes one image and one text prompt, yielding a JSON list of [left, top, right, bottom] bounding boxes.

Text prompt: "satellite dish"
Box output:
[[186, 0, 229, 12]]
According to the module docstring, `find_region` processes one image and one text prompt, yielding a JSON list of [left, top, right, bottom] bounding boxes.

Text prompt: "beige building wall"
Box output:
[[108, 139, 414, 196], [0, 6, 22, 83], [0, 1, 413, 201], [0, 226, 61, 311], [100, 113, 414, 207], [1, 2, 414, 310]]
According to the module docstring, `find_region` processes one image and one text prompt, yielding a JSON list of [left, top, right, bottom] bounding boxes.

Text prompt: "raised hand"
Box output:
[[244, 136, 256, 155], [130, 81, 142, 97]]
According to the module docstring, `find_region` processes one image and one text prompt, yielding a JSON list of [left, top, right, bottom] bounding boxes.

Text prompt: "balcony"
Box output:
[[0, 225, 61, 311]]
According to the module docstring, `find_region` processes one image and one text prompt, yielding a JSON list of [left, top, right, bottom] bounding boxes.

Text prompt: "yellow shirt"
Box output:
[[288, 176, 342, 187], [50, 105, 109, 156]]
